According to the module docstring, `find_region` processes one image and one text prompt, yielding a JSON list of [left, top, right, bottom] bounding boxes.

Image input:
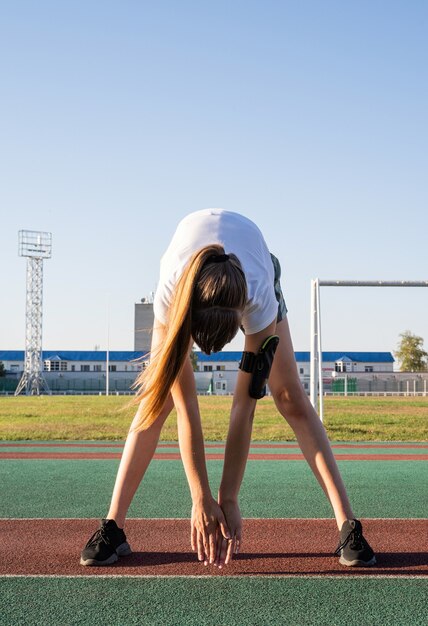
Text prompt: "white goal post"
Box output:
[[310, 280, 428, 421]]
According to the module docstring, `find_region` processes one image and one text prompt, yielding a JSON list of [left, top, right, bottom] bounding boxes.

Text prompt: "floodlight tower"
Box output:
[[15, 230, 52, 396]]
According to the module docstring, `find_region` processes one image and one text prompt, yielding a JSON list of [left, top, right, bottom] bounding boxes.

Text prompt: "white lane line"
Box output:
[[0, 517, 426, 521], [0, 574, 427, 580]]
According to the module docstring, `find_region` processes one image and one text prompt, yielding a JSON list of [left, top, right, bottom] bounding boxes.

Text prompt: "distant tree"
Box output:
[[0, 362, 5, 377], [190, 347, 198, 372], [394, 331, 428, 372]]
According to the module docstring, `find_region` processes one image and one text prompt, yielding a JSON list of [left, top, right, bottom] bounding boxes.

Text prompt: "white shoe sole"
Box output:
[[80, 541, 132, 566], [339, 555, 377, 567]]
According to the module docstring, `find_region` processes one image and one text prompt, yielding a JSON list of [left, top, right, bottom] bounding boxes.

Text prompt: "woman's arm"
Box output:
[[217, 320, 277, 563], [172, 354, 230, 565]]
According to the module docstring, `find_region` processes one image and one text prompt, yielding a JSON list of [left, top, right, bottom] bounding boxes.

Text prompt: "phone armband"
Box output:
[[239, 335, 280, 399]]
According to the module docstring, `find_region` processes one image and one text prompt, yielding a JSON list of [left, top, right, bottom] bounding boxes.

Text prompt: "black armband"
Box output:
[[239, 335, 280, 399]]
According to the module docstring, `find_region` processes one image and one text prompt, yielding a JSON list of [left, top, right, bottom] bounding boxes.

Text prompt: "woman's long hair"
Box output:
[[131, 244, 247, 432]]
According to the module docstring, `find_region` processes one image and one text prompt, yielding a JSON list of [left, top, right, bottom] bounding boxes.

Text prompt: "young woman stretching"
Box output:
[[80, 209, 376, 568]]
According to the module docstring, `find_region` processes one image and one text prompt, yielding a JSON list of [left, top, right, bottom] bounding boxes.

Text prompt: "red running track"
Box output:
[[0, 452, 427, 460], [1, 443, 427, 449], [1, 519, 426, 577]]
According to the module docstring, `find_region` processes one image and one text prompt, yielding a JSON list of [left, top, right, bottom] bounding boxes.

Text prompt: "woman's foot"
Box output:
[[334, 519, 376, 567], [80, 519, 132, 566]]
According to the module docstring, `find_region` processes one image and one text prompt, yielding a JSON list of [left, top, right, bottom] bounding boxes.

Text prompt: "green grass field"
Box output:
[[0, 395, 427, 440]]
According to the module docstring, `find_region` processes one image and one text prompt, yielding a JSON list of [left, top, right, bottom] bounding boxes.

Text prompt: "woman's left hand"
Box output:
[[190, 497, 231, 566], [216, 499, 242, 567]]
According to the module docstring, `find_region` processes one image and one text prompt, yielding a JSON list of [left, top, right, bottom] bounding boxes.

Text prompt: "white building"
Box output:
[[194, 351, 395, 394], [0, 350, 149, 394], [4, 349, 424, 396]]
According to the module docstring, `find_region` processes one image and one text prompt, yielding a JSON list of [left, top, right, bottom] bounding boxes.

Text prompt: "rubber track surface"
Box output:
[[1, 451, 426, 460], [1, 442, 427, 448], [1, 519, 426, 577]]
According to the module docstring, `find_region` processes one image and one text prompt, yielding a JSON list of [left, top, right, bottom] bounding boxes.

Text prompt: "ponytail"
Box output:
[[131, 244, 244, 432]]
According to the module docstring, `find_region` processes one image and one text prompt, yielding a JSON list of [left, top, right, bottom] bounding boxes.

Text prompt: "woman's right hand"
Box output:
[[191, 497, 231, 565]]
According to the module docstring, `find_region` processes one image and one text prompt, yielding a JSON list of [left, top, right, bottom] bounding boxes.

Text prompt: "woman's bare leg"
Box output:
[[106, 395, 174, 528], [269, 318, 354, 529], [106, 321, 173, 528]]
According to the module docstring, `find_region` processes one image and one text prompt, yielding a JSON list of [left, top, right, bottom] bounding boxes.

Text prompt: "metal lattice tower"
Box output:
[[15, 231, 52, 396]]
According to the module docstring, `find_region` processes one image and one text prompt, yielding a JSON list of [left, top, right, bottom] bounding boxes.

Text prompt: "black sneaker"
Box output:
[[80, 519, 132, 566], [334, 519, 376, 567]]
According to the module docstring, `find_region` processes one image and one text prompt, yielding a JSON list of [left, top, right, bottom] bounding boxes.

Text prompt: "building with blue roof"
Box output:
[[196, 351, 394, 365], [0, 350, 149, 394], [0, 349, 396, 395], [194, 350, 395, 394], [0, 350, 148, 363]]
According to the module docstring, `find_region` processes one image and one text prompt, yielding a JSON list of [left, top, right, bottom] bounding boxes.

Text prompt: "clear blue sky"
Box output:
[[1, 0, 427, 356]]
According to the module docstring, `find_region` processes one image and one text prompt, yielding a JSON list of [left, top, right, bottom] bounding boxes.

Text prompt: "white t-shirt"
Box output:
[[153, 209, 278, 334]]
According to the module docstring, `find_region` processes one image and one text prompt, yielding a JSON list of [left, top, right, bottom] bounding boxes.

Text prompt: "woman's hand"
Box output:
[[191, 497, 231, 566], [216, 499, 242, 567]]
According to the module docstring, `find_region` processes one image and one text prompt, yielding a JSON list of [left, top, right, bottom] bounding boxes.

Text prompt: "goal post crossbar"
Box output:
[[318, 280, 428, 287], [310, 279, 428, 421]]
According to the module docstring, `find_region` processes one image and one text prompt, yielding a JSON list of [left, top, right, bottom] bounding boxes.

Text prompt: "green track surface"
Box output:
[[1, 444, 426, 626], [1, 458, 427, 518], [0, 577, 426, 626]]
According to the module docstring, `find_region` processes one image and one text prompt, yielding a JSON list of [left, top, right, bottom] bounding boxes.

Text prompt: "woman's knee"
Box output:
[[272, 382, 310, 420], [130, 395, 173, 434]]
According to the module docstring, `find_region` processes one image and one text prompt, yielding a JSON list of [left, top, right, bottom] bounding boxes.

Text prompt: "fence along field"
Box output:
[[0, 395, 426, 441]]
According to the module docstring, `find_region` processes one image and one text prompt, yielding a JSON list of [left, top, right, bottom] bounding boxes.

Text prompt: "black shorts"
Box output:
[[270, 253, 288, 322]]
